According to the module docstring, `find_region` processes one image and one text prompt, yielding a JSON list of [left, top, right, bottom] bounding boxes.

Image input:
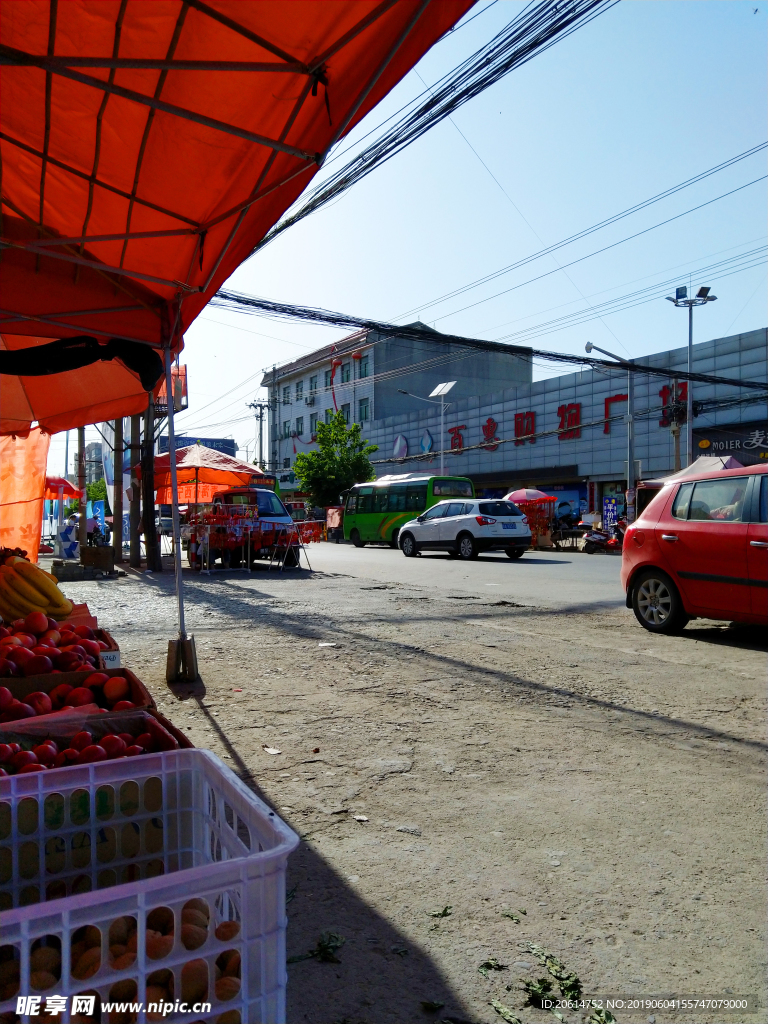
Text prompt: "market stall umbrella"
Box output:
[[141, 444, 267, 504], [0, 0, 474, 436], [44, 476, 79, 501], [505, 487, 555, 503]]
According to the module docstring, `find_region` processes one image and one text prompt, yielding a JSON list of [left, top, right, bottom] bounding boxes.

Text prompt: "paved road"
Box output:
[[305, 540, 626, 611]]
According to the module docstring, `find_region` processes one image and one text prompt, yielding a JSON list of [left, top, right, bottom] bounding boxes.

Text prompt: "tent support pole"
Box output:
[[129, 416, 142, 568], [164, 345, 198, 684], [113, 418, 124, 563]]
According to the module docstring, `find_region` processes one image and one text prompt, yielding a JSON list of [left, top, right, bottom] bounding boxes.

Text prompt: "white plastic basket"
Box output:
[[0, 750, 299, 1024]]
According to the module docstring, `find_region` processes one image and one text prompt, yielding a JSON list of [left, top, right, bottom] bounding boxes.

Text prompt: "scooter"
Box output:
[[582, 518, 625, 554]]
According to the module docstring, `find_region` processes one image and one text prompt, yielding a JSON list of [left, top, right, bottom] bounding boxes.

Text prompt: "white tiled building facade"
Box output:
[[263, 327, 767, 508]]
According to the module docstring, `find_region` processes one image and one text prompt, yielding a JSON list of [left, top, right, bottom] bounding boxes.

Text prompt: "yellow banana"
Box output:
[[4, 556, 27, 566], [4, 567, 52, 608], [1, 575, 46, 613], [14, 561, 65, 605], [47, 597, 73, 617]]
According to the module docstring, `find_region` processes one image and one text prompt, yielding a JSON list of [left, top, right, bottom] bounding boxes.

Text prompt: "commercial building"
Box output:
[[264, 325, 767, 519], [84, 441, 104, 485]]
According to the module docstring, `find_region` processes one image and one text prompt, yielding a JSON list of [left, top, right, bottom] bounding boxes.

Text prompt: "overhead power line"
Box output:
[[209, 290, 768, 392], [393, 142, 768, 321], [248, 0, 618, 257]]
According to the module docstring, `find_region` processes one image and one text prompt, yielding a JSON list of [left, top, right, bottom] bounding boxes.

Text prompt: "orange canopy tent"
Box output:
[[0, 429, 51, 562], [0, 0, 473, 436], [142, 443, 267, 504]]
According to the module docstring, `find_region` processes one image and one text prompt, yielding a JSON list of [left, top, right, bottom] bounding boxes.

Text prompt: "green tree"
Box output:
[[293, 411, 378, 507]]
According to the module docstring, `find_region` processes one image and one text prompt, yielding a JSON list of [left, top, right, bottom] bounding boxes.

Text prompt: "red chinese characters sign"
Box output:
[[482, 417, 499, 451], [658, 383, 688, 426], [604, 393, 628, 434], [448, 425, 466, 451], [557, 403, 581, 439], [514, 411, 536, 445]]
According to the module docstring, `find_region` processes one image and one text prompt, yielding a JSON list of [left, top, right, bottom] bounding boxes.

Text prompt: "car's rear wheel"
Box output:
[[400, 532, 418, 557], [632, 569, 689, 634], [351, 528, 366, 548], [458, 533, 477, 560], [506, 548, 524, 559]]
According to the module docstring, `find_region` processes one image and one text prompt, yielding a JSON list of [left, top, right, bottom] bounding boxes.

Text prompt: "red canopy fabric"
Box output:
[[44, 475, 80, 501], [0, 1, 473, 435]]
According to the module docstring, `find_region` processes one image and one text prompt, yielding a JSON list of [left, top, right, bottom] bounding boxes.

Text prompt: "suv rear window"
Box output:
[[479, 501, 522, 516]]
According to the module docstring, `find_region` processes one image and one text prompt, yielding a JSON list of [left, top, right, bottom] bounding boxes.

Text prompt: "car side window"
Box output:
[[759, 476, 767, 523], [671, 482, 694, 520], [688, 477, 749, 522], [444, 502, 465, 517], [422, 505, 447, 521]]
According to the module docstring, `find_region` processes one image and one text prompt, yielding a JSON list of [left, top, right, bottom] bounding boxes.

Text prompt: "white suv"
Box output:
[[399, 500, 531, 560]]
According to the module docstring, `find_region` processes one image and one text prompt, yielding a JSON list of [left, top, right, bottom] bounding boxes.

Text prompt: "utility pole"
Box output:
[[271, 364, 278, 471], [247, 400, 269, 468], [77, 427, 87, 552], [142, 394, 162, 571], [129, 415, 142, 567], [665, 285, 717, 466], [113, 418, 124, 563]]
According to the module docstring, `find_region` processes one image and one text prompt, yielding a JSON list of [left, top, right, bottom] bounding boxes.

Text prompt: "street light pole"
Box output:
[[398, 381, 456, 471], [585, 342, 635, 521], [665, 286, 717, 467]]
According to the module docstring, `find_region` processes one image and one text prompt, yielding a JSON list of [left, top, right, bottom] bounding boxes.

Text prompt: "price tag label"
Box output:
[[101, 650, 121, 668]]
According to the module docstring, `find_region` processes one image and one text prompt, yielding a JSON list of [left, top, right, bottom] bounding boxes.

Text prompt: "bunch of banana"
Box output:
[[0, 557, 73, 623]]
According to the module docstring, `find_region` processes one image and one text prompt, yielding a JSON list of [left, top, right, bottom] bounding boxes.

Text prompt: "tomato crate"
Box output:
[[0, 750, 299, 1024], [2, 667, 155, 719]]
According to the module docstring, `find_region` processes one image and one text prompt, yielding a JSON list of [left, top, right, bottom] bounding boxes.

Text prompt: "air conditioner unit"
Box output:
[[305, 395, 315, 406]]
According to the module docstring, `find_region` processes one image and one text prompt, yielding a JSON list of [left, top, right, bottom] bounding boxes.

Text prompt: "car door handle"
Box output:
[[750, 540, 768, 548], [661, 534, 678, 542]]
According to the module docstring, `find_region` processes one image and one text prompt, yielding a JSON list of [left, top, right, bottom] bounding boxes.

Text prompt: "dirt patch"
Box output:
[[59, 565, 766, 1023]]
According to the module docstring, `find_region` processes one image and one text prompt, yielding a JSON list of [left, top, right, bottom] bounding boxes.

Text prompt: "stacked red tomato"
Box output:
[[0, 612, 107, 678], [0, 717, 178, 775], [0, 671, 138, 723]]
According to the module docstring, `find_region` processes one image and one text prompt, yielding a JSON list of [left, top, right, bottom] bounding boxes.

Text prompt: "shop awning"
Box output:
[[0, 0, 473, 434], [141, 442, 269, 504]]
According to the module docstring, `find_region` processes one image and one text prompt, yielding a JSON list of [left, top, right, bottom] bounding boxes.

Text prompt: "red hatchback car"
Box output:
[[622, 465, 768, 633]]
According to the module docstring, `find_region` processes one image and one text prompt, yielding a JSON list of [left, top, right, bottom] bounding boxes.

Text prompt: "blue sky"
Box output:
[[50, 0, 767, 468]]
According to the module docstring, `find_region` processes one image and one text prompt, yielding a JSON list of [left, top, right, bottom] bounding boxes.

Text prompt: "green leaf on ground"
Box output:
[[429, 905, 453, 918], [588, 1009, 617, 1023], [479, 958, 509, 978], [288, 931, 345, 964], [522, 977, 553, 1007], [501, 911, 521, 923], [490, 999, 523, 1024], [420, 1000, 445, 1012]]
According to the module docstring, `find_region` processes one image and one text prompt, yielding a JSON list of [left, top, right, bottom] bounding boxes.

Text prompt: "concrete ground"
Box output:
[[51, 545, 766, 1024]]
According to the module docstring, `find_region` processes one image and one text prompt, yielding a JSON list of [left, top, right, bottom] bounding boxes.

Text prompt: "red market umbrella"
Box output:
[[505, 487, 554, 503], [43, 476, 80, 502]]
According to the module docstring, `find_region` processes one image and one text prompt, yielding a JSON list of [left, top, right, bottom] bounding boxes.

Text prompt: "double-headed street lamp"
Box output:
[[665, 285, 717, 466], [397, 381, 456, 474], [585, 342, 636, 521]]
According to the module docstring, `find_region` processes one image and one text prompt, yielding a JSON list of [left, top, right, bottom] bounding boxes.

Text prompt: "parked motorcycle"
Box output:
[[582, 518, 626, 554]]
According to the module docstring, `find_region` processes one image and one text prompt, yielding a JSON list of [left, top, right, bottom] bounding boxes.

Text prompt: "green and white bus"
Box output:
[[343, 474, 475, 547]]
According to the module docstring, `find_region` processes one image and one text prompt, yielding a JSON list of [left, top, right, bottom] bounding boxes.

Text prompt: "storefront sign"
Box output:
[[393, 434, 408, 459], [604, 394, 628, 433], [557, 403, 581, 439], [481, 417, 499, 451], [448, 425, 466, 451], [514, 411, 536, 445], [692, 419, 768, 465], [658, 383, 687, 426], [420, 429, 433, 454]]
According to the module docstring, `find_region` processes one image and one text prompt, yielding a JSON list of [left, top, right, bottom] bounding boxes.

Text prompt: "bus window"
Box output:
[[345, 493, 357, 513], [373, 487, 390, 513], [432, 478, 473, 498], [406, 484, 428, 511], [356, 486, 373, 513], [388, 485, 407, 512]]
